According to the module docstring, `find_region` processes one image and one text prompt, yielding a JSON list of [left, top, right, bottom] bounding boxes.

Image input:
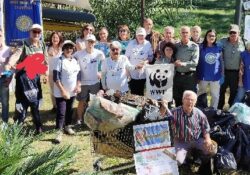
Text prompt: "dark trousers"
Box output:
[[218, 70, 239, 109], [56, 96, 75, 130], [173, 72, 196, 107], [129, 79, 146, 96], [15, 100, 42, 131]]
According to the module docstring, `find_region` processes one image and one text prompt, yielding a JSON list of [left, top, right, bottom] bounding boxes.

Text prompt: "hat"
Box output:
[[85, 34, 96, 41], [229, 24, 240, 32], [30, 24, 42, 31], [62, 40, 75, 48], [136, 27, 146, 36]]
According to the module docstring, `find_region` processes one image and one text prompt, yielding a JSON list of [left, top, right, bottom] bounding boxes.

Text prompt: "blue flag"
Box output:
[[4, 0, 42, 46]]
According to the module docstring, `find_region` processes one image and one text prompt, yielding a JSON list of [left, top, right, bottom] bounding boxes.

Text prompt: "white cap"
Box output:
[[30, 24, 42, 31], [62, 40, 75, 47], [85, 34, 96, 41], [136, 27, 146, 36]]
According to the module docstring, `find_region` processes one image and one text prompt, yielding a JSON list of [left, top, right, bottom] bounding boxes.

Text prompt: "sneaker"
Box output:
[[54, 131, 63, 144], [76, 120, 82, 125], [36, 127, 43, 135], [65, 126, 75, 135]]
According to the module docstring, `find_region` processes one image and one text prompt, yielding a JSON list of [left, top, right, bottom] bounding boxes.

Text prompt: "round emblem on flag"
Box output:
[[205, 52, 216, 64], [16, 15, 33, 32]]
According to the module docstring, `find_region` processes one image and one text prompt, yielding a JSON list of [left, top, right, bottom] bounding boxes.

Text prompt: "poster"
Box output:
[[145, 64, 174, 101], [4, 0, 42, 46], [133, 121, 171, 151], [134, 147, 179, 175], [244, 15, 250, 41]]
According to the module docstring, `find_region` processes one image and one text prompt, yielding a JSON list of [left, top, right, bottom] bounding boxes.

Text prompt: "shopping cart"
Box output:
[[85, 94, 152, 173]]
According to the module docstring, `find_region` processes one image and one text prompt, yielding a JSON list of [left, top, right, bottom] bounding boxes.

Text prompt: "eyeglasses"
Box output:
[[85, 28, 93, 32], [111, 48, 119, 52], [119, 30, 127, 33], [87, 40, 95, 44], [32, 30, 41, 34], [229, 31, 237, 35], [164, 48, 173, 51]]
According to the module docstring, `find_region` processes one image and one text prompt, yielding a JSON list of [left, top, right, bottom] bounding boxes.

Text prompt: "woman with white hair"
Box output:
[[125, 27, 153, 96], [101, 41, 143, 95]]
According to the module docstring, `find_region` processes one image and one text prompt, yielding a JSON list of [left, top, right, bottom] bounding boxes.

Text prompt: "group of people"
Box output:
[[0, 18, 249, 166]]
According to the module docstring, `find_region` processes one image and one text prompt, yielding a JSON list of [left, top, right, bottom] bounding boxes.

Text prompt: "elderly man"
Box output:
[[5, 24, 47, 134], [155, 26, 176, 59], [218, 24, 245, 109], [161, 90, 213, 166], [74, 34, 105, 124], [143, 18, 162, 57], [173, 26, 199, 107], [101, 41, 143, 96]]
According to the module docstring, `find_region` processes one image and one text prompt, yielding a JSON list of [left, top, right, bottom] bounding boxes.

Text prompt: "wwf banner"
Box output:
[[145, 64, 174, 101], [4, 0, 42, 46]]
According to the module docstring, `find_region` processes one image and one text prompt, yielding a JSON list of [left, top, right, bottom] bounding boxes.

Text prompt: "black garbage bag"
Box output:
[[196, 93, 208, 108], [211, 125, 235, 148], [241, 145, 250, 170], [215, 147, 237, 171]]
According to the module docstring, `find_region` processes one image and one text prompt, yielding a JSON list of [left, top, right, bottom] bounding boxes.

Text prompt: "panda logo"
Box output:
[[149, 69, 168, 88]]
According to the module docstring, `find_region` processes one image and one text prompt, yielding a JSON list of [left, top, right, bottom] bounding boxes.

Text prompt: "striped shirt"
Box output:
[[170, 106, 210, 142]]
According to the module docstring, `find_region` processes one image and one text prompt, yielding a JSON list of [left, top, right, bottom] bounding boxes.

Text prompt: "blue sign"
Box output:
[[4, 0, 42, 46]]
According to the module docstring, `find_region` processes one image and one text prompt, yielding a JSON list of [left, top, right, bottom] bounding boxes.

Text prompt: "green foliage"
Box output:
[[0, 123, 77, 175]]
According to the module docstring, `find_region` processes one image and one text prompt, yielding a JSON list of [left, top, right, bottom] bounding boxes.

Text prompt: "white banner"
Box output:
[[244, 15, 250, 41], [43, 0, 92, 10], [134, 147, 179, 175], [145, 64, 174, 101]]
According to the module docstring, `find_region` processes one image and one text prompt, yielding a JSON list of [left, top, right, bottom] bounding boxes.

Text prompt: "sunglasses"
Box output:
[[85, 28, 93, 32], [32, 30, 41, 34], [208, 34, 216, 38], [119, 30, 127, 33], [229, 31, 237, 35], [111, 48, 119, 52]]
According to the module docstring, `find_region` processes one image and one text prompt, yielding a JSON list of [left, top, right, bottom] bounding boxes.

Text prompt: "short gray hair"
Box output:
[[110, 41, 122, 50], [182, 90, 197, 100]]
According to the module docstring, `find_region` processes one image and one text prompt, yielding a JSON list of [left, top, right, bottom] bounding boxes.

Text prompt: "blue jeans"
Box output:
[[0, 77, 9, 123], [233, 86, 246, 104]]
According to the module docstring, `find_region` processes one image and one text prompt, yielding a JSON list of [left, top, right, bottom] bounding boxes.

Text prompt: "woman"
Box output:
[[117, 25, 131, 55], [47, 32, 63, 112], [95, 27, 110, 58], [155, 42, 176, 64], [75, 24, 95, 51], [53, 40, 81, 143], [197, 29, 223, 109], [234, 42, 250, 104], [125, 27, 153, 96]]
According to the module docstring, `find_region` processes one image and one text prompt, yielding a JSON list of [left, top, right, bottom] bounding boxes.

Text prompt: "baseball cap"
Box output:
[[62, 40, 75, 48], [136, 27, 146, 36], [30, 24, 42, 31], [85, 34, 96, 41], [229, 24, 240, 32]]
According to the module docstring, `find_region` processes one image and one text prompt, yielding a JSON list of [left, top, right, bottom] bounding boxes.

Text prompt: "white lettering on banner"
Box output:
[[145, 64, 174, 101]]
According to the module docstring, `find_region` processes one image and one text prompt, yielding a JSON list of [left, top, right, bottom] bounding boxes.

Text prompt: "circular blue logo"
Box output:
[[205, 53, 217, 64], [16, 15, 33, 32]]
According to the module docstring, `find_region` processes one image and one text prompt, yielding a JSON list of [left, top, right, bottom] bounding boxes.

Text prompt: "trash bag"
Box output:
[[84, 94, 141, 132], [196, 93, 208, 109], [215, 147, 237, 171], [241, 145, 250, 170], [229, 103, 250, 125], [211, 125, 235, 148]]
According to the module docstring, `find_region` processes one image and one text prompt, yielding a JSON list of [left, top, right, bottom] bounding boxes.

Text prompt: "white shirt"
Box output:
[[0, 46, 11, 74], [102, 55, 135, 93], [74, 49, 105, 85], [47, 46, 62, 73], [125, 39, 153, 79], [53, 55, 80, 98]]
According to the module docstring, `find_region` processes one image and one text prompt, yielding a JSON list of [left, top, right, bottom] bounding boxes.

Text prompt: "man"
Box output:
[[160, 90, 214, 166], [155, 26, 176, 59], [5, 24, 47, 134], [143, 18, 162, 60], [190, 25, 203, 44], [218, 24, 245, 109], [74, 34, 105, 124], [173, 26, 199, 107], [0, 29, 12, 123]]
